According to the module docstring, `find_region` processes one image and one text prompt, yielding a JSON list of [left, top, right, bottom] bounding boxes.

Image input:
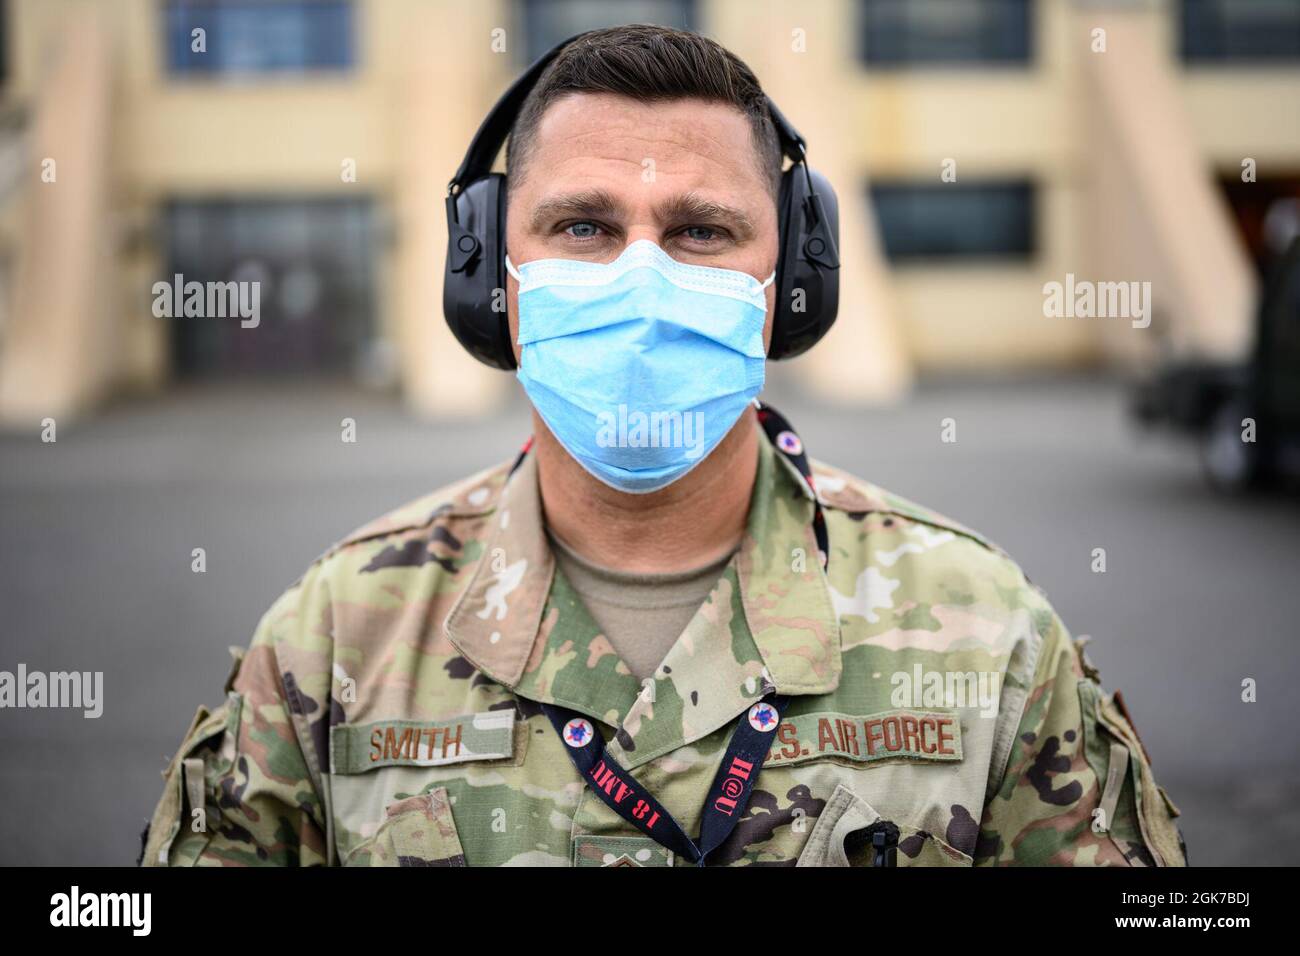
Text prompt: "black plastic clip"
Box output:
[[845, 819, 900, 868]]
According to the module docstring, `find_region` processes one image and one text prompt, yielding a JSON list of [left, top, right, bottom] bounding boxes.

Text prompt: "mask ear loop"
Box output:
[[760, 271, 776, 289]]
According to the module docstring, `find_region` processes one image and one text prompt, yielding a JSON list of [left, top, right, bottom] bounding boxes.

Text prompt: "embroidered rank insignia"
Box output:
[[572, 835, 674, 868]]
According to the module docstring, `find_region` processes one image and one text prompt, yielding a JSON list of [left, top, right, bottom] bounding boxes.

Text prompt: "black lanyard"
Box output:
[[753, 400, 828, 569], [510, 402, 828, 866], [543, 695, 789, 866]]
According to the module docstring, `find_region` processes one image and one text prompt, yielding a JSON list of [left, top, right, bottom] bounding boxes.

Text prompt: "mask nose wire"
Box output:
[[508, 246, 775, 291]]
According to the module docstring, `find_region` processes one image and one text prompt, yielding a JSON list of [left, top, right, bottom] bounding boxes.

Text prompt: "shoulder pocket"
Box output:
[[141, 693, 242, 866], [796, 784, 971, 868], [343, 787, 467, 867], [1078, 680, 1185, 867]]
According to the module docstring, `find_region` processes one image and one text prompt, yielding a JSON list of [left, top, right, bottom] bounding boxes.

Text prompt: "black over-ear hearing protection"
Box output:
[[443, 34, 840, 370]]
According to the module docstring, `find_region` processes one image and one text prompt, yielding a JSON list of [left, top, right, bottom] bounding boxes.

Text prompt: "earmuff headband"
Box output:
[[449, 33, 813, 202]]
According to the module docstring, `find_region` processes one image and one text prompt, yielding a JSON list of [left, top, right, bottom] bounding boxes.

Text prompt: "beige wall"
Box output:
[[0, 3, 116, 424], [808, 0, 1086, 372]]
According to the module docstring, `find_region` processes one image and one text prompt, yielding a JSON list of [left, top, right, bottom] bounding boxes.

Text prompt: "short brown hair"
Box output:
[[505, 25, 784, 198]]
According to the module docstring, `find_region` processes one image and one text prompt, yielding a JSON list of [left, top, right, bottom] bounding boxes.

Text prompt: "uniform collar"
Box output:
[[442, 450, 555, 688], [443, 424, 842, 768]]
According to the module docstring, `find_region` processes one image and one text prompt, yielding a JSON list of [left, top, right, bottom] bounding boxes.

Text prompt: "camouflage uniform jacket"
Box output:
[[142, 428, 1186, 867]]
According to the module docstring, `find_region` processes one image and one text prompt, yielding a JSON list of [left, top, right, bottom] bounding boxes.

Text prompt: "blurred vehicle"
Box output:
[[1133, 236, 1300, 492]]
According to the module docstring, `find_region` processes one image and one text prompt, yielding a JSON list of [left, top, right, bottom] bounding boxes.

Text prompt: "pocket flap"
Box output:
[[346, 787, 467, 867], [796, 784, 972, 867]]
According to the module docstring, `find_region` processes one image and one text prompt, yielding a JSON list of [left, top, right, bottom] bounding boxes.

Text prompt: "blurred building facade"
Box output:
[[0, 0, 1296, 425]]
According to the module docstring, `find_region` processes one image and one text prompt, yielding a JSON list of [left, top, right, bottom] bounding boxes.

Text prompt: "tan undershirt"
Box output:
[[547, 530, 734, 681]]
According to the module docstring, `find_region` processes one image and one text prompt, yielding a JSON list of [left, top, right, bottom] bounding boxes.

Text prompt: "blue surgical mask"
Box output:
[[507, 239, 774, 494]]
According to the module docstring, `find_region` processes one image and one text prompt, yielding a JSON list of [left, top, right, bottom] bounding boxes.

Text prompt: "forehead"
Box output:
[[513, 92, 771, 202]]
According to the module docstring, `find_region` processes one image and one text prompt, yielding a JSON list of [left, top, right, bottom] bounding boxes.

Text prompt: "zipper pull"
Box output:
[[870, 821, 899, 868], [844, 819, 900, 867]]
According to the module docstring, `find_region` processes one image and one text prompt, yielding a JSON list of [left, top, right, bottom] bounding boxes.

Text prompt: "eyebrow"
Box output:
[[528, 188, 756, 238], [528, 189, 625, 232], [658, 193, 756, 238]]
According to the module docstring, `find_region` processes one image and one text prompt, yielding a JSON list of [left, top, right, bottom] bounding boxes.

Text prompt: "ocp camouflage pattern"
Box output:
[[142, 425, 1187, 867]]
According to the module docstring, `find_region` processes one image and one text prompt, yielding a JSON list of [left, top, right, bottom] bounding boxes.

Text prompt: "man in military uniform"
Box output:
[[143, 25, 1186, 867]]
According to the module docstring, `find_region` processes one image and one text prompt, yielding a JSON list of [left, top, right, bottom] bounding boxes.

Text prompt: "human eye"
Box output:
[[562, 220, 604, 241], [671, 224, 734, 255]]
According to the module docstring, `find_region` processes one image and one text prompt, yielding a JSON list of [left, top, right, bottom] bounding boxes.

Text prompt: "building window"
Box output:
[[857, 0, 1032, 68], [518, 0, 696, 64], [1181, 0, 1300, 63], [164, 0, 354, 75], [870, 181, 1035, 262], [163, 198, 376, 378]]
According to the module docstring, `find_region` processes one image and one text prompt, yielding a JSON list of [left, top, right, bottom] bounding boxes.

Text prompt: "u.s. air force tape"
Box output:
[[329, 710, 515, 774], [764, 709, 963, 767]]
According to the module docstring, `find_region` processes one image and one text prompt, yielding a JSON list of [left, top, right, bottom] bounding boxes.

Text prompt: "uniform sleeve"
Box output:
[[975, 608, 1187, 867], [141, 577, 331, 867]]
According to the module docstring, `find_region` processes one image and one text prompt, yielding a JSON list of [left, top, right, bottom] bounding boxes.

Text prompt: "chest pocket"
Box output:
[[796, 784, 971, 868], [329, 709, 530, 864], [344, 788, 467, 867]]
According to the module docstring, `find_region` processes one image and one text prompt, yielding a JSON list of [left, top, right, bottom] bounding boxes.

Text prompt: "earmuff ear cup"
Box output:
[[769, 165, 841, 361], [443, 172, 516, 370]]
